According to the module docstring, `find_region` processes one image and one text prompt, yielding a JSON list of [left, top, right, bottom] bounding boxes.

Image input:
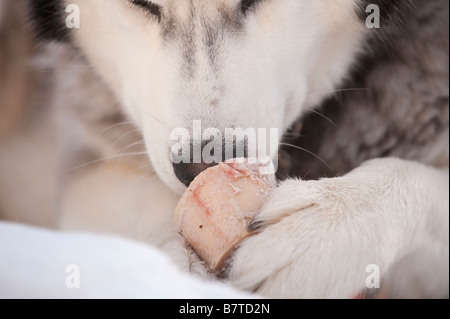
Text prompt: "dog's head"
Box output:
[[32, 0, 371, 194]]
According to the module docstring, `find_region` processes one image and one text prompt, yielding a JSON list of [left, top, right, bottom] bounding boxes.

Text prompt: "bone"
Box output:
[[174, 158, 276, 272]]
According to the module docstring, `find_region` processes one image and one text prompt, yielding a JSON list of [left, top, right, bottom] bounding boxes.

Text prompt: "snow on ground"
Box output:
[[0, 222, 255, 299]]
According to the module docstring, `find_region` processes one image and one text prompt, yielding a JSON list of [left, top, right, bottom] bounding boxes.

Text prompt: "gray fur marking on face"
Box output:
[[161, 1, 242, 79]]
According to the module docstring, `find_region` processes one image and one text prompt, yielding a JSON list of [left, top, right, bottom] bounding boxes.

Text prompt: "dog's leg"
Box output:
[[59, 162, 213, 278], [59, 162, 180, 247], [229, 158, 449, 298]]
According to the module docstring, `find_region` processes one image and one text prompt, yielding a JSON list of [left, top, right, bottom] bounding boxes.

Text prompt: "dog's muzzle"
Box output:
[[172, 142, 248, 187]]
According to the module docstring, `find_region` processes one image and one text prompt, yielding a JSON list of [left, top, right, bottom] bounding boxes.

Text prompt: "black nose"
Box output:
[[173, 161, 218, 187], [173, 143, 247, 187]]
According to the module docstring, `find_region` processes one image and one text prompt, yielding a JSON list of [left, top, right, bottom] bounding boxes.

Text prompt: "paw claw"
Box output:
[[247, 219, 265, 233]]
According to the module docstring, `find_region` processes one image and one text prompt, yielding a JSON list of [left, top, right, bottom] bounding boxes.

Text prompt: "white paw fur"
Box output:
[[229, 158, 449, 298]]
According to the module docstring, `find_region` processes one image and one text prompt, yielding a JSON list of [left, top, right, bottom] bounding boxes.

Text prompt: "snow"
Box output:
[[0, 222, 255, 299]]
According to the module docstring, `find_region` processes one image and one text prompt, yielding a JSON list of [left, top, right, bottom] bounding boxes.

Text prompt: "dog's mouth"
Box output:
[[158, 111, 336, 192]]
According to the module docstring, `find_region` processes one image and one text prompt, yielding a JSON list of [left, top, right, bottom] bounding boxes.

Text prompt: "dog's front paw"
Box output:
[[229, 177, 387, 298]]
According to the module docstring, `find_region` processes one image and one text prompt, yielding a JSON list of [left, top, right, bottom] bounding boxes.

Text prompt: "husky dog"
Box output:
[[2, 0, 447, 298]]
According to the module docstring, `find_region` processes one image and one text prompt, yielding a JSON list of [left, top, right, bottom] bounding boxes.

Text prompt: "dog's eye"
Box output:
[[129, 0, 161, 21], [241, 0, 264, 15]]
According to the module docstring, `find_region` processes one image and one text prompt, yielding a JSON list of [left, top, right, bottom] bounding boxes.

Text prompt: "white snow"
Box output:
[[0, 222, 255, 299]]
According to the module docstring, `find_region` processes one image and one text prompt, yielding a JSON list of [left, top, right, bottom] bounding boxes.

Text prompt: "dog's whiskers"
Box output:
[[117, 140, 146, 152], [283, 132, 304, 139], [29, 65, 95, 71], [306, 87, 369, 99], [136, 162, 154, 171], [132, 103, 167, 127], [303, 108, 336, 127], [279, 142, 334, 172], [79, 122, 139, 162], [95, 121, 136, 138], [110, 128, 142, 147], [70, 152, 148, 171]]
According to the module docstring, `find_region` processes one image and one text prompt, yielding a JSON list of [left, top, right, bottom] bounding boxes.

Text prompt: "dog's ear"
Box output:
[[29, 0, 69, 41]]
